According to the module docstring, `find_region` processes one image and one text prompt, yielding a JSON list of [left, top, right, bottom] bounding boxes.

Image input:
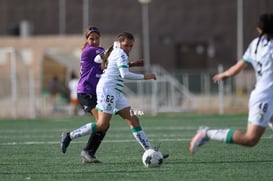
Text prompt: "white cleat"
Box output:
[[189, 127, 209, 154]]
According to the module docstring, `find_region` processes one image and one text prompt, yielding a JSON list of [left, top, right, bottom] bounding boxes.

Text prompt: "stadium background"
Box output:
[[0, 0, 272, 118]]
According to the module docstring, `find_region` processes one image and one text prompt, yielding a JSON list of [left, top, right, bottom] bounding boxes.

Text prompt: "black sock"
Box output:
[[83, 132, 106, 155]]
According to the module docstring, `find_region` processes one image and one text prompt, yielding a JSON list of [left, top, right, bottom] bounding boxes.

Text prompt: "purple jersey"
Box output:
[[77, 45, 104, 95]]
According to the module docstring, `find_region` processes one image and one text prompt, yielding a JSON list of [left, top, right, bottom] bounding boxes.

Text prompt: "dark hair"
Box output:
[[255, 13, 273, 53], [100, 46, 113, 70], [100, 32, 135, 69], [117, 32, 135, 42], [85, 26, 101, 39], [81, 26, 101, 50]]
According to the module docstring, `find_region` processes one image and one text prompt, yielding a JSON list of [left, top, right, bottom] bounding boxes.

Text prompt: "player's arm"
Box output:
[[94, 53, 103, 63], [213, 60, 248, 83], [119, 66, 156, 80]]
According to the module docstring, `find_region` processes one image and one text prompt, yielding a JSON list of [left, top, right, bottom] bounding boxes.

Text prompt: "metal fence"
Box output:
[[0, 48, 255, 118]]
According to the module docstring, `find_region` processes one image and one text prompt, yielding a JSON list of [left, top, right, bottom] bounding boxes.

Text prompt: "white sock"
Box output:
[[207, 129, 230, 142], [131, 127, 152, 150], [69, 122, 95, 139]]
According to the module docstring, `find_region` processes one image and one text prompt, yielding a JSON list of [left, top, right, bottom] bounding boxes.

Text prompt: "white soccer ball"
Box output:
[[142, 149, 163, 168]]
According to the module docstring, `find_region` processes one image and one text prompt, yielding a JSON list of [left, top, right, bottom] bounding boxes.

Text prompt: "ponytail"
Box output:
[[100, 45, 114, 70], [255, 13, 273, 54]]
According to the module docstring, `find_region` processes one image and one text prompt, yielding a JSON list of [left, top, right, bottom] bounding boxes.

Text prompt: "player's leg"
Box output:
[[61, 93, 97, 154], [82, 108, 109, 163], [231, 101, 271, 146], [190, 100, 271, 154], [61, 122, 94, 154], [114, 94, 152, 150], [80, 113, 111, 163], [81, 87, 115, 161], [77, 93, 110, 163], [190, 124, 266, 154], [231, 124, 265, 146], [118, 107, 169, 158], [118, 106, 152, 150]]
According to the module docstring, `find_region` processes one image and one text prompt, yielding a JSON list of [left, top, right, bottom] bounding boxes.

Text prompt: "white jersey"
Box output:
[[97, 45, 144, 93], [96, 43, 145, 114], [243, 36, 273, 127], [243, 35, 273, 101]]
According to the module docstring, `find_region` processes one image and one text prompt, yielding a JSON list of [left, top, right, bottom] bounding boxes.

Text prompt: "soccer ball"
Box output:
[[142, 149, 163, 168]]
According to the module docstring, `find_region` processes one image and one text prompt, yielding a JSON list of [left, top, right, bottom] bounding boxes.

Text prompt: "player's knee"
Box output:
[[245, 137, 259, 147], [96, 122, 109, 132]]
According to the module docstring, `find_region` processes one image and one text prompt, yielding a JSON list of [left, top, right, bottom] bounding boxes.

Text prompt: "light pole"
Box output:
[[59, 0, 66, 35], [83, 0, 90, 31], [138, 0, 151, 70], [237, 0, 243, 60]]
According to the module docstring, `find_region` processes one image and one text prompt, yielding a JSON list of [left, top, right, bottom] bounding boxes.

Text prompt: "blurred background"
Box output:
[[0, 0, 272, 118]]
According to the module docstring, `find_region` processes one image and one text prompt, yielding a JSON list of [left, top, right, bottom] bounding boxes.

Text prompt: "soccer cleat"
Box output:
[[153, 144, 169, 159], [61, 132, 71, 154], [81, 150, 102, 163], [189, 127, 209, 154], [162, 153, 169, 159]]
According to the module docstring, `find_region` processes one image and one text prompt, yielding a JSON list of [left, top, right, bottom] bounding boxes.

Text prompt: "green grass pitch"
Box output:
[[1, 113, 273, 181]]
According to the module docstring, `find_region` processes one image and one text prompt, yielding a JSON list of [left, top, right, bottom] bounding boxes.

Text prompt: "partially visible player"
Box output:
[[189, 13, 273, 154]]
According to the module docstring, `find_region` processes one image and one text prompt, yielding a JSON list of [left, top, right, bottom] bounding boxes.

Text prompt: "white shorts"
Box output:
[[96, 87, 129, 114], [248, 97, 273, 127]]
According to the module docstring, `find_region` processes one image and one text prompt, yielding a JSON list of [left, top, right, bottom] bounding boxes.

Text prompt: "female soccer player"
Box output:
[[61, 26, 106, 163], [189, 13, 273, 154], [61, 27, 147, 163], [95, 32, 156, 151], [65, 32, 168, 162]]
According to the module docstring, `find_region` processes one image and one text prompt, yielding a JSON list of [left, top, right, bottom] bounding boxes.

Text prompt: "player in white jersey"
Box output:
[[97, 32, 160, 151], [189, 13, 273, 154], [71, 32, 168, 161]]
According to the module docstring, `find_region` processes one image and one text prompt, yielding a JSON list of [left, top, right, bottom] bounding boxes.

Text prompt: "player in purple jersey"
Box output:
[[77, 38, 104, 95], [61, 27, 145, 163], [61, 26, 107, 163]]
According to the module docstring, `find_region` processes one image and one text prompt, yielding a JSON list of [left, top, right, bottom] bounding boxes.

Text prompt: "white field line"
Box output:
[[0, 138, 189, 146], [0, 126, 199, 133], [1, 125, 273, 146], [1, 136, 273, 146]]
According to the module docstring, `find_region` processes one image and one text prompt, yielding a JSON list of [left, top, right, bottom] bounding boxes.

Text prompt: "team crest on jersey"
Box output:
[[121, 55, 127, 64], [106, 103, 112, 112], [121, 54, 126, 59]]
